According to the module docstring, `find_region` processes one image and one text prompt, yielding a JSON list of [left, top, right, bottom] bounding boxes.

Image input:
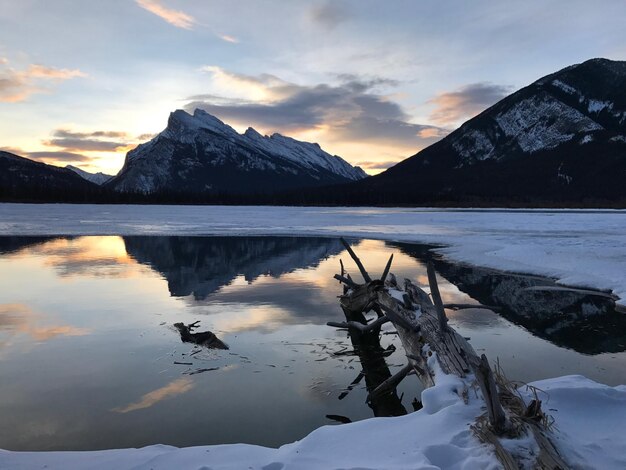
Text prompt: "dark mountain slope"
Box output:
[[0, 151, 101, 202], [345, 58, 626, 205]]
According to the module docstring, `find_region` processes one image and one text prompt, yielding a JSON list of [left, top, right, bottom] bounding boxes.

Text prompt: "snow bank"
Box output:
[[520, 376, 626, 470], [1, 204, 624, 306]]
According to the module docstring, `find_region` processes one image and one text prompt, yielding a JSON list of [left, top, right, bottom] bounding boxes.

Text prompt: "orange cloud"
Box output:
[[112, 378, 194, 413], [26, 64, 86, 80], [136, 0, 195, 30], [0, 61, 86, 103], [428, 82, 511, 127]]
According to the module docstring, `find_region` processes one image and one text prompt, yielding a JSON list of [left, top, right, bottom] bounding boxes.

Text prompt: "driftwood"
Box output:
[[329, 238, 569, 470], [173, 322, 229, 350]]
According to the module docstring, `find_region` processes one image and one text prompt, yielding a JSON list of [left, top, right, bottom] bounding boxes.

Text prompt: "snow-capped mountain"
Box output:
[[66, 165, 114, 185], [357, 58, 626, 204], [108, 109, 367, 194]]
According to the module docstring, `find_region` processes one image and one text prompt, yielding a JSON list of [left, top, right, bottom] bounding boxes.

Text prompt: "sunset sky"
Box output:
[[1, 0, 625, 175]]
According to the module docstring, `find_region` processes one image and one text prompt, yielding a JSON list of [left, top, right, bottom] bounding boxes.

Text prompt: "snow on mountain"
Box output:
[[109, 109, 366, 194], [66, 165, 114, 185], [357, 58, 626, 203]]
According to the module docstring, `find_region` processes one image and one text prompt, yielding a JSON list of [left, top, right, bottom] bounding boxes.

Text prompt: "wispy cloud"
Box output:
[[112, 377, 194, 413], [0, 62, 86, 103], [356, 160, 399, 171], [428, 82, 511, 127], [135, 0, 195, 30], [218, 34, 239, 44], [43, 128, 135, 152]]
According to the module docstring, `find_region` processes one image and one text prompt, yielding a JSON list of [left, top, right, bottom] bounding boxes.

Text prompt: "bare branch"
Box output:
[[327, 315, 390, 333], [367, 363, 413, 401], [427, 262, 448, 332], [381, 254, 394, 283], [340, 237, 372, 282], [334, 273, 359, 289]]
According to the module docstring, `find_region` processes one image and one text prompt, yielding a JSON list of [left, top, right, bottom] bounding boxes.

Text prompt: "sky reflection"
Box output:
[[0, 235, 624, 451]]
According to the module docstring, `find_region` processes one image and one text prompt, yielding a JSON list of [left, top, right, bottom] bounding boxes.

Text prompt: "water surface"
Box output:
[[0, 236, 624, 451]]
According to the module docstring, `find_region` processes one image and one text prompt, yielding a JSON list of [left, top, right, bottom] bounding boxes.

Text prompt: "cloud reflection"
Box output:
[[0, 303, 89, 350], [112, 377, 194, 413]]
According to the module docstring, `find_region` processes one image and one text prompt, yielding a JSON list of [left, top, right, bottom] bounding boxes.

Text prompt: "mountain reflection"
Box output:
[[123, 236, 345, 300], [391, 242, 625, 354]]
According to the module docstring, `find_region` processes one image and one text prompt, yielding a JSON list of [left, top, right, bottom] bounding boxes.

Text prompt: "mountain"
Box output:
[[348, 58, 626, 205], [66, 165, 114, 185], [107, 109, 367, 194], [0, 151, 100, 201]]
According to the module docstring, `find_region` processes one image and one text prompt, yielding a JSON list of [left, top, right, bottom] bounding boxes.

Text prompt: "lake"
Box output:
[[0, 235, 624, 451]]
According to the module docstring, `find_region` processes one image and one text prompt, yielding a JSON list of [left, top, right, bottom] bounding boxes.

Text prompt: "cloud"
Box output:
[[136, 0, 195, 30], [44, 138, 128, 152], [53, 130, 129, 139], [188, 67, 446, 149], [43, 128, 135, 152], [310, 1, 351, 30], [0, 146, 91, 164], [356, 160, 400, 171], [25, 64, 86, 80], [28, 151, 91, 162], [112, 377, 194, 413], [218, 34, 239, 44], [0, 62, 86, 103], [428, 82, 511, 127]]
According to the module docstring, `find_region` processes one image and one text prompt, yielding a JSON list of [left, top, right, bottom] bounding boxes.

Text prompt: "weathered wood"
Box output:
[[427, 262, 448, 333], [329, 245, 570, 469], [472, 424, 519, 470], [327, 315, 390, 333], [339, 281, 382, 315], [381, 254, 394, 283], [334, 273, 359, 289], [367, 363, 413, 402], [443, 303, 500, 311], [340, 237, 372, 282], [470, 354, 507, 434]]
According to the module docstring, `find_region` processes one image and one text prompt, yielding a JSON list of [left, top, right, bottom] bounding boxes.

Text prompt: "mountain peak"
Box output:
[[167, 109, 238, 137], [108, 108, 368, 194], [243, 127, 263, 139]]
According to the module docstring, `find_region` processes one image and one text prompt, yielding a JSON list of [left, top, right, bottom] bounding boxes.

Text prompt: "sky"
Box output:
[[1, 0, 625, 175]]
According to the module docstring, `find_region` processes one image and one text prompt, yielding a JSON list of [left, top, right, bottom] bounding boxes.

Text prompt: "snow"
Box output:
[[65, 165, 113, 185], [551, 79, 578, 95], [520, 376, 626, 470], [164, 109, 366, 180], [494, 93, 603, 153], [587, 99, 612, 114], [1, 204, 625, 468]]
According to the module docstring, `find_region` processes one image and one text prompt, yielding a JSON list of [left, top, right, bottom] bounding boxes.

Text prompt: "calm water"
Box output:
[[0, 236, 624, 451]]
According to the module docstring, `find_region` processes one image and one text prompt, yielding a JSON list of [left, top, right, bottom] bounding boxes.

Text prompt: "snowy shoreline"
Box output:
[[1, 204, 626, 469]]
